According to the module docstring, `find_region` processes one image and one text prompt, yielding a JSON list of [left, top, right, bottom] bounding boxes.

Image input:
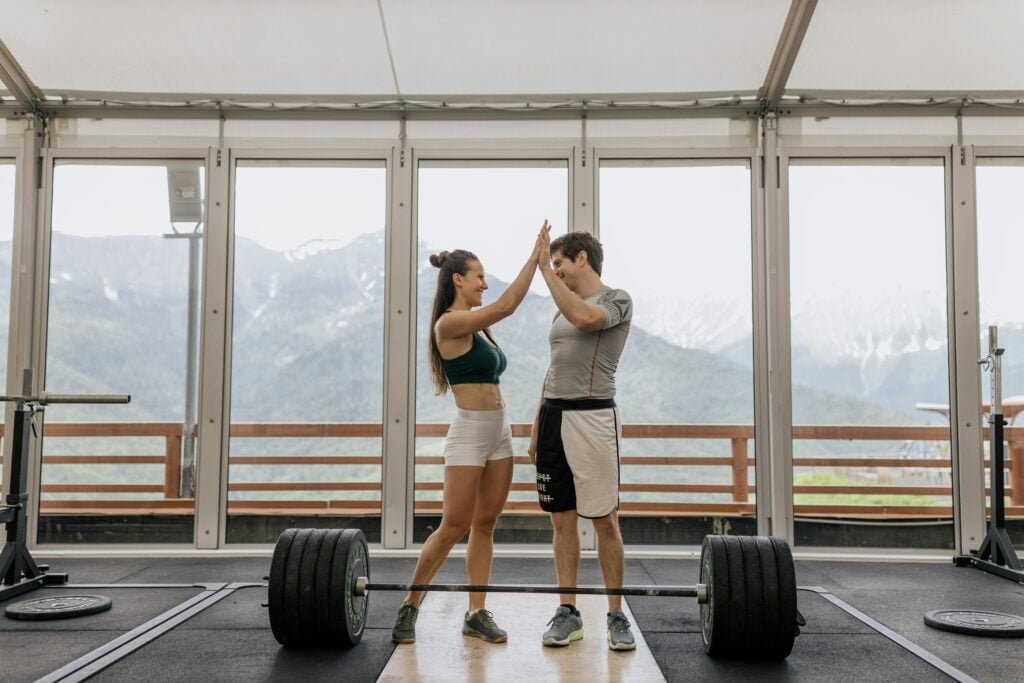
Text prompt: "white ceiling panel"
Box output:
[[1, 0, 396, 95], [788, 0, 1024, 93], [5, 0, 1020, 104], [382, 0, 790, 96]]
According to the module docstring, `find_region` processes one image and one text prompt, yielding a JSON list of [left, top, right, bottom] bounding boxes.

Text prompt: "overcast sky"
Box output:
[[789, 164, 947, 308]]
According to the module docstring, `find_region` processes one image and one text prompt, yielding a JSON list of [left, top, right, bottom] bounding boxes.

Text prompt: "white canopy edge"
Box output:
[[3, 1, 1024, 121]]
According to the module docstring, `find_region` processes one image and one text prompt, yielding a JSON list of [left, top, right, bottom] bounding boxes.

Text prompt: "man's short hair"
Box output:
[[550, 231, 604, 276]]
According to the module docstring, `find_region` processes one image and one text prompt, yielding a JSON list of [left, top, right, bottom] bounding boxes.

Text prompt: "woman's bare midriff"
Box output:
[[450, 383, 505, 411]]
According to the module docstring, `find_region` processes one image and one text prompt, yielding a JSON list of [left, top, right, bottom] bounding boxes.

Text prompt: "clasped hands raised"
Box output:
[[531, 219, 553, 269]]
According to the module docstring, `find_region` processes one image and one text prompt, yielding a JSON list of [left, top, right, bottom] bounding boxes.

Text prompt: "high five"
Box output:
[[391, 222, 551, 645]]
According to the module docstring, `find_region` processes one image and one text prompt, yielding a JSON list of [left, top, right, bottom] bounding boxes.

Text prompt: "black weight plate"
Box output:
[[297, 528, 329, 643], [5, 595, 112, 621], [314, 529, 343, 643], [268, 528, 298, 645], [769, 536, 797, 659], [333, 528, 369, 648], [722, 536, 747, 658], [700, 535, 732, 656], [738, 536, 764, 657], [924, 610, 1024, 637], [754, 535, 781, 659], [283, 529, 314, 644]]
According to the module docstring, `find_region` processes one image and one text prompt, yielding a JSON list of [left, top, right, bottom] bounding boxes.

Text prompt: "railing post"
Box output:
[[731, 438, 749, 503], [164, 432, 182, 500], [1009, 437, 1024, 506]]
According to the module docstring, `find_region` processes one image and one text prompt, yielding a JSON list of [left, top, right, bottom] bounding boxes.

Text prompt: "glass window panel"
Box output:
[[226, 162, 386, 544], [0, 161, 14, 390], [977, 159, 1024, 547], [0, 161, 14, 493], [600, 161, 756, 545], [42, 161, 205, 544], [789, 161, 952, 549], [414, 163, 568, 543]]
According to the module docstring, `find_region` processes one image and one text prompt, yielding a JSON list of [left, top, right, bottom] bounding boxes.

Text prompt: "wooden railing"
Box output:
[[2, 422, 1023, 519]]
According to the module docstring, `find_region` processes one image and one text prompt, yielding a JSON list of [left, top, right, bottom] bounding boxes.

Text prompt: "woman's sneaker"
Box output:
[[542, 605, 584, 647], [462, 608, 508, 643], [392, 603, 419, 644], [606, 610, 636, 651]]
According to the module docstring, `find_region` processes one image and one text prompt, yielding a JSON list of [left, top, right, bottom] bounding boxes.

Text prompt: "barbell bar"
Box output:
[[267, 528, 801, 660], [352, 577, 708, 600]]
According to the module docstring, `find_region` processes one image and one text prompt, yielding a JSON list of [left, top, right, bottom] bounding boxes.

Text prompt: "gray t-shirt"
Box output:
[[543, 286, 632, 400]]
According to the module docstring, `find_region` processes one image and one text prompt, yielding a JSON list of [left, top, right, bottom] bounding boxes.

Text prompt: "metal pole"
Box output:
[[358, 580, 704, 599], [990, 326, 1002, 417], [183, 232, 202, 497], [988, 325, 1006, 530], [0, 394, 130, 404], [163, 230, 203, 498]]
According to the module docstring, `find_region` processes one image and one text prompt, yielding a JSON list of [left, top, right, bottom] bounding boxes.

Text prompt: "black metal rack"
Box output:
[[954, 326, 1024, 583], [1, 388, 130, 602]]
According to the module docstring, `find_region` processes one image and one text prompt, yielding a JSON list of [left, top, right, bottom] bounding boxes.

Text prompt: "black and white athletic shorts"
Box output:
[[535, 397, 621, 519]]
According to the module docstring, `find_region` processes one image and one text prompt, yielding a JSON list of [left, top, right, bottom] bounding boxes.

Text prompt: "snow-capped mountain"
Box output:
[[30, 228, 1017, 430]]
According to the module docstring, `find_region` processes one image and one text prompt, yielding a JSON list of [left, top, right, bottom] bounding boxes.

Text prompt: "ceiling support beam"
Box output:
[[758, 0, 818, 113], [0, 99, 764, 121], [0, 39, 43, 114], [7, 98, 1024, 122]]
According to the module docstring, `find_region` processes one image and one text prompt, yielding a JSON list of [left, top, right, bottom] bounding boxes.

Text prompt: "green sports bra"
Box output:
[[442, 332, 508, 385]]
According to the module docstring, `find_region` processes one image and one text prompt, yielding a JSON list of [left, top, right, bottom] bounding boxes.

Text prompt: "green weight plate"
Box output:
[[334, 528, 369, 647]]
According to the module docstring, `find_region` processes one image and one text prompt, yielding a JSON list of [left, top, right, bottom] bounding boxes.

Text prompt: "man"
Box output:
[[528, 227, 634, 651]]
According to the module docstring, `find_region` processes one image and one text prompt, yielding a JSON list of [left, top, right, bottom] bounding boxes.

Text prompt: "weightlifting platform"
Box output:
[[2, 553, 1023, 681]]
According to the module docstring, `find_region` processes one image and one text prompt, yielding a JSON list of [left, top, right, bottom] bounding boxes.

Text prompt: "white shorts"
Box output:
[[443, 408, 514, 467]]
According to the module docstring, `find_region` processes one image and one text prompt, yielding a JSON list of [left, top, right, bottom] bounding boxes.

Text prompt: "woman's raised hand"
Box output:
[[535, 219, 551, 265]]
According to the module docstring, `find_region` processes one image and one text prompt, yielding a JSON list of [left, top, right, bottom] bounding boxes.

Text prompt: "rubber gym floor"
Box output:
[[1, 555, 1022, 682]]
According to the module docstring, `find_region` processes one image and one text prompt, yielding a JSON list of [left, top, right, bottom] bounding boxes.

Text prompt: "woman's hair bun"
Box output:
[[429, 251, 450, 268]]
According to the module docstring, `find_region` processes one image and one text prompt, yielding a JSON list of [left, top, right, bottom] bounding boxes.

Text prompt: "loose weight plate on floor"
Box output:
[[5, 594, 112, 620], [699, 534, 797, 659], [924, 610, 1024, 637]]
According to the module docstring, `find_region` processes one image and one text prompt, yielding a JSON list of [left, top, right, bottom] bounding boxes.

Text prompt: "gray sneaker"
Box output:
[[542, 606, 584, 647], [392, 602, 419, 644], [607, 610, 636, 651], [463, 608, 508, 643]]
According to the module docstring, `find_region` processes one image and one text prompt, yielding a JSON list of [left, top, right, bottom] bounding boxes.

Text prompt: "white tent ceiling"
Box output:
[[789, 0, 1024, 93], [0, 0, 1021, 119]]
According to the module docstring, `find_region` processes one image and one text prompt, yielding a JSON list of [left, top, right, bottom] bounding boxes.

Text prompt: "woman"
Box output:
[[392, 222, 547, 645]]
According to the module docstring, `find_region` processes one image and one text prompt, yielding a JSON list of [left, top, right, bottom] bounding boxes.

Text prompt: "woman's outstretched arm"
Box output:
[[436, 220, 547, 339]]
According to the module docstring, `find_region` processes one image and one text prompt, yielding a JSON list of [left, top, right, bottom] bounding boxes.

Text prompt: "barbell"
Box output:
[[267, 528, 800, 660]]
